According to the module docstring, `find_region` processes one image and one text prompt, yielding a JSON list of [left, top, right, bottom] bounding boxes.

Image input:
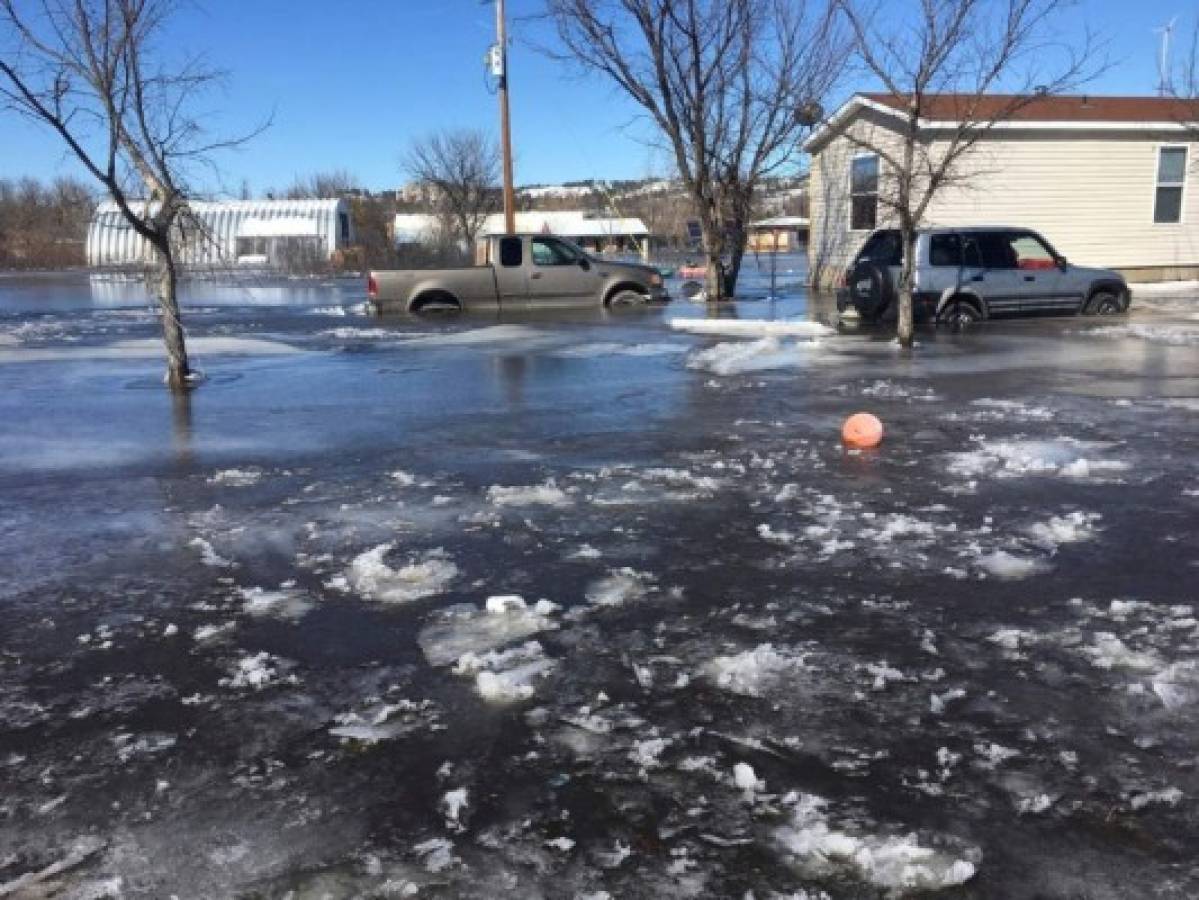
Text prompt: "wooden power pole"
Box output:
[[496, 0, 517, 234]]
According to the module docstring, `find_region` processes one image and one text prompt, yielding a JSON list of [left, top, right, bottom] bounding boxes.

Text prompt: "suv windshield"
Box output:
[[857, 230, 902, 266]]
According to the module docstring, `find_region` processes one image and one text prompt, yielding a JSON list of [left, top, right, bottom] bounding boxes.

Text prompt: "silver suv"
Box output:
[[838, 227, 1130, 325]]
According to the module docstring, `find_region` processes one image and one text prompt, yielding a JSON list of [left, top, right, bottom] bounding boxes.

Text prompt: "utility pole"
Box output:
[[496, 0, 517, 234]]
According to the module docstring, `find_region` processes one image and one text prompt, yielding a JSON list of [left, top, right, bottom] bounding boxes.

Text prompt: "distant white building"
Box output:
[[392, 210, 651, 259], [87, 199, 354, 269]]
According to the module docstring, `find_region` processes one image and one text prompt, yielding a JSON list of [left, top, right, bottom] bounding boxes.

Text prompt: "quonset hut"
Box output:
[[86, 199, 354, 270]]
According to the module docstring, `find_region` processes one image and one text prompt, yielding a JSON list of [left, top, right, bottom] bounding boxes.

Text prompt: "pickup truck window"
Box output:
[[499, 237, 522, 267], [532, 237, 579, 267]]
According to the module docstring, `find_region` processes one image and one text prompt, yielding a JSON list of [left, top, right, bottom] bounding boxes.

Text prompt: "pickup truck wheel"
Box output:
[[607, 289, 648, 307], [411, 292, 462, 315], [936, 298, 982, 329], [1084, 289, 1125, 316]]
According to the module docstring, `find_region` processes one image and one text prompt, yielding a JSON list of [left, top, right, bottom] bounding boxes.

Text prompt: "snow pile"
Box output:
[[320, 327, 397, 340], [1129, 787, 1184, 810], [974, 551, 1052, 580], [207, 468, 263, 487], [775, 794, 978, 891], [1085, 323, 1199, 346], [947, 439, 1129, 482], [486, 479, 572, 508], [418, 596, 559, 666], [453, 640, 555, 703], [670, 318, 833, 338], [687, 337, 820, 376], [1026, 512, 1101, 548], [1152, 661, 1199, 709], [329, 698, 441, 743], [733, 762, 766, 801], [442, 788, 469, 830], [641, 467, 722, 494], [703, 644, 805, 696], [860, 379, 938, 401], [238, 585, 313, 620], [628, 737, 671, 772], [413, 838, 460, 873], [189, 537, 232, 568], [968, 398, 1055, 421], [553, 341, 690, 358], [342, 544, 458, 603], [220, 651, 293, 691], [1082, 633, 1162, 671], [401, 325, 549, 347], [586, 568, 656, 607], [0, 335, 302, 363]]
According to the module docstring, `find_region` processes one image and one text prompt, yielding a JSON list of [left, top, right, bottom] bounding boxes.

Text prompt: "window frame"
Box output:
[[1153, 144, 1188, 226], [848, 152, 880, 234]]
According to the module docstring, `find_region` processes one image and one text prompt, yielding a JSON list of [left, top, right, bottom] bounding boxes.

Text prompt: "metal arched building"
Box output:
[[86, 199, 354, 269]]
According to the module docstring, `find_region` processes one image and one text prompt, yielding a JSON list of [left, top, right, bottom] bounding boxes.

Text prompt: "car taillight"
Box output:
[[839, 271, 849, 288], [367, 275, 378, 299]]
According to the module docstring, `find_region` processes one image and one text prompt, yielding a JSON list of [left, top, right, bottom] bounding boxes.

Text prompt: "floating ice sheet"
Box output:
[[340, 545, 458, 603], [418, 596, 559, 667]]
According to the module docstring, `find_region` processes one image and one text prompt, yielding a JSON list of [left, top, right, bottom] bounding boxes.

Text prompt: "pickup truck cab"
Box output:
[[367, 234, 668, 313]]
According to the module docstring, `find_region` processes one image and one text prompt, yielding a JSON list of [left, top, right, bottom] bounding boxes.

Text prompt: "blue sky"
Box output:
[[0, 0, 1187, 194]]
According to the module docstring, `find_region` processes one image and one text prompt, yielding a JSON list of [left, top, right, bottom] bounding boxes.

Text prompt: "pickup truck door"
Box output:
[[492, 235, 530, 309], [527, 237, 602, 308]]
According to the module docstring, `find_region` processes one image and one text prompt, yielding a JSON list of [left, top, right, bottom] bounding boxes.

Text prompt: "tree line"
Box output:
[[0, 176, 95, 268]]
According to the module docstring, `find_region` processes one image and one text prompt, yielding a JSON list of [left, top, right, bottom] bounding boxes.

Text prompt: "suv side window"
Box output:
[[976, 232, 1017, 269], [857, 230, 902, 266], [499, 237, 522, 267], [928, 234, 962, 267]]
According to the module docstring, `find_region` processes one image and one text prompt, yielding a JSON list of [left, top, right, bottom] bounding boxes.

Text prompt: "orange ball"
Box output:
[[842, 412, 884, 449]]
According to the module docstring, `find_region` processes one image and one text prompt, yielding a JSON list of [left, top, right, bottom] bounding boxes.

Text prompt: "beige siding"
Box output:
[[808, 112, 903, 286], [807, 118, 1199, 286]]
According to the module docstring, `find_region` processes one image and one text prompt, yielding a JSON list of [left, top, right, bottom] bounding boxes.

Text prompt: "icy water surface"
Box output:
[[1, 269, 1198, 898]]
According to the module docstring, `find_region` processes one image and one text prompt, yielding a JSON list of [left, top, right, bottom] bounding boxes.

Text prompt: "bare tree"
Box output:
[[284, 169, 360, 200], [836, 0, 1101, 347], [544, 0, 842, 300], [0, 0, 261, 389], [403, 129, 501, 251]]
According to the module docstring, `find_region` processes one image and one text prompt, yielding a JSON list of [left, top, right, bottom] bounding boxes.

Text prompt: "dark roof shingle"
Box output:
[[860, 92, 1198, 123]]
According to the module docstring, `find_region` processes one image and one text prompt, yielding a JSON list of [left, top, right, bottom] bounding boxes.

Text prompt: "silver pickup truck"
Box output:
[[367, 234, 668, 313]]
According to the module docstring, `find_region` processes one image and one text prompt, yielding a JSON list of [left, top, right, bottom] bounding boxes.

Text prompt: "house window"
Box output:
[[1155, 146, 1187, 224], [850, 154, 879, 231]]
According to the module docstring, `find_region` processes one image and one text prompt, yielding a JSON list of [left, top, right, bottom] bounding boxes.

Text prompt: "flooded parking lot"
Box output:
[[1, 267, 1198, 898]]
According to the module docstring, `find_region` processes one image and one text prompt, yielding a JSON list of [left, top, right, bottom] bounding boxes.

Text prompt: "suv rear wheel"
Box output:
[[936, 298, 982, 328]]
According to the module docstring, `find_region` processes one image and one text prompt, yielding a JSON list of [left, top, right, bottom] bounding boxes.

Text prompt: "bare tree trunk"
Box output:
[[153, 243, 191, 390], [725, 226, 747, 297], [700, 215, 726, 301], [897, 226, 916, 348]]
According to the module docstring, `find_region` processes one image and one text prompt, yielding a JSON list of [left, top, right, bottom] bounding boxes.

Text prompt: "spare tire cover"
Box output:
[[847, 263, 894, 319]]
